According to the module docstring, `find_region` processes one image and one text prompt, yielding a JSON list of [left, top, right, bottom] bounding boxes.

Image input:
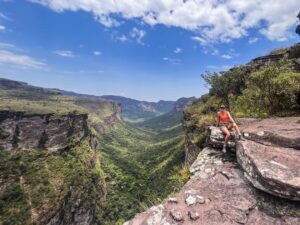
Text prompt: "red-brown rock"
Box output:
[[239, 117, 300, 150], [237, 140, 300, 201], [125, 148, 300, 225]]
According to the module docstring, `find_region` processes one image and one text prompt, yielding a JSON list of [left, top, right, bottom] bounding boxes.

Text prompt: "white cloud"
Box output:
[[174, 48, 182, 54], [130, 27, 146, 44], [221, 54, 232, 59], [0, 42, 15, 49], [94, 14, 120, 27], [115, 34, 129, 42], [0, 50, 46, 69], [0, 25, 5, 31], [93, 51, 102, 56], [31, 0, 300, 43], [163, 57, 182, 65], [53, 50, 74, 57], [191, 36, 209, 46], [0, 42, 27, 52], [0, 13, 10, 21], [248, 37, 259, 44]]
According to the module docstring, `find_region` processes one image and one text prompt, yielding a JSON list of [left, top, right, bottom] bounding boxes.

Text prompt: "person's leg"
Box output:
[[231, 122, 241, 136], [220, 126, 230, 153], [230, 122, 245, 140], [221, 127, 231, 144]]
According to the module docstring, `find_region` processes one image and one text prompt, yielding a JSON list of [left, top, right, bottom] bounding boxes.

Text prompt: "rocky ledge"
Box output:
[[236, 117, 300, 201], [237, 140, 300, 201], [0, 111, 88, 151], [125, 117, 300, 224]]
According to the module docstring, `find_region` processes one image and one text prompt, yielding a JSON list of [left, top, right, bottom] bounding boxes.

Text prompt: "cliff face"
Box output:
[[182, 111, 206, 165], [0, 110, 113, 225], [91, 103, 122, 134], [0, 111, 88, 152]]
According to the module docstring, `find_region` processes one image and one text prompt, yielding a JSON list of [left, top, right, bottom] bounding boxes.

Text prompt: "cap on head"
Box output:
[[220, 104, 226, 109]]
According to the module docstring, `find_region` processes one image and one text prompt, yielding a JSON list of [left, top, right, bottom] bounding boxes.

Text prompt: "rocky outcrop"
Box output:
[[237, 140, 300, 201], [205, 118, 300, 201], [125, 147, 300, 225], [207, 126, 236, 151], [239, 117, 300, 150], [235, 117, 300, 201], [0, 111, 88, 151]]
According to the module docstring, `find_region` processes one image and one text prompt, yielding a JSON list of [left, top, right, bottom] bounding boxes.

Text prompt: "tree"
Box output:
[[240, 67, 300, 114], [201, 67, 247, 108]]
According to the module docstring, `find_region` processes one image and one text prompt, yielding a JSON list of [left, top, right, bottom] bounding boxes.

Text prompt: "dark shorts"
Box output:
[[220, 123, 233, 130]]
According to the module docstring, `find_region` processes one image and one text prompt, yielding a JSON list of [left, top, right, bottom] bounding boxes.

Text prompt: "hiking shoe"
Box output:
[[238, 134, 245, 141], [222, 145, 227, 153]]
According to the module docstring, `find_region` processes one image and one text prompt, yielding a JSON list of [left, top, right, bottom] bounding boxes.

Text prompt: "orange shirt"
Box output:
[[218, 111, 230, 124]]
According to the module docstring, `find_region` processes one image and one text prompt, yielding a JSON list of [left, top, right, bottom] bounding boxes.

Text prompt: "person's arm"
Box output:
[[216, 112, 220, 127], [227, 112, 236, 124]]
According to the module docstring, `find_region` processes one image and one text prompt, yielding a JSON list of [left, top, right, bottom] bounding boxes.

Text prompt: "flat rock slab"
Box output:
[[125, 148, 299, 225], [239, 117, 300, 150], [237, 140, 300, 201]]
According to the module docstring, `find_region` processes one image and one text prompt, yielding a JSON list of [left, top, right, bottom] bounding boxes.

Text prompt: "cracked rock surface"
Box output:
[[237, 140, 300, 200], [125, 147, 300, 224]]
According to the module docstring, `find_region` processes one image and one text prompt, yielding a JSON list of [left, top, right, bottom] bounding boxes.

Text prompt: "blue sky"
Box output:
[[0, 0, 299, 101]]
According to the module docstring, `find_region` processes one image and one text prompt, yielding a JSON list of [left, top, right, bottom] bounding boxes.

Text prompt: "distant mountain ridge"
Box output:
[[0, 78, 194, 122], [101, 95, 176, 122], [50, 89, 178, 121], [134, 97, 196, 132]]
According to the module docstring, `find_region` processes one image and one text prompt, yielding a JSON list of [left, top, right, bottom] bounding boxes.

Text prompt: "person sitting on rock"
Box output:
[[217, 104, 244, 153]]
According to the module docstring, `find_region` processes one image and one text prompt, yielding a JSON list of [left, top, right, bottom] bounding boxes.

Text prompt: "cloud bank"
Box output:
[[30, 0, 300, 43]]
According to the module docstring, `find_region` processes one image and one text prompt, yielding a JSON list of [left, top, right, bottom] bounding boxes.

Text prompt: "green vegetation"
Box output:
[[0, 78, 116, 120], [0, 138, 105, 225], [0, 78, 187, 225], [134, 110, 182, 132], [194, 57, 300, 119], [233, 68, 300, 116], [95, 121, 187, 224]]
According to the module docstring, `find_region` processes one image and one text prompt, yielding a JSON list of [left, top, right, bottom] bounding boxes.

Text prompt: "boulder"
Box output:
[[237, 140, 300, 201], [207, 126, 236, 151]]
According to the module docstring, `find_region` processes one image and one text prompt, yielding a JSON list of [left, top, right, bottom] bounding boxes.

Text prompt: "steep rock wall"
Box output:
[[0, 111, 88, 151], [182, 111, 206, 165]]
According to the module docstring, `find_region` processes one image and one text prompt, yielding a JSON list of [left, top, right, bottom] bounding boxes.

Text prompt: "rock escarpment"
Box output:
[[0, 110, 107, 225], [182, 111, 205, 165], [0, 111, 88, 151], [125, 117, 300, 224]]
